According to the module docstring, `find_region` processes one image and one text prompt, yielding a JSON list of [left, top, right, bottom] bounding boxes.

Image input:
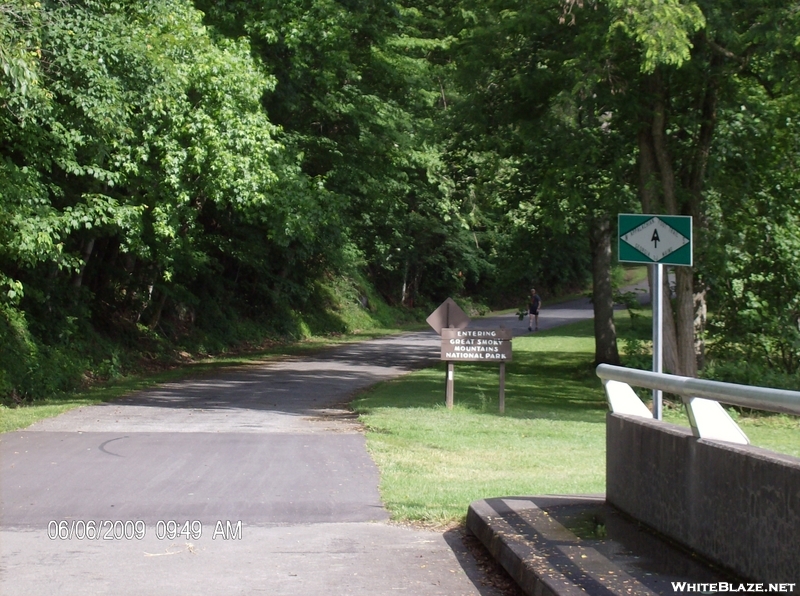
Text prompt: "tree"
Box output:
[[625, 1, 799, 375], [1, 0, 335, 396], [702, 64, 800, 376], [447, 0, 644, 362], [195, 0, 489, 307]]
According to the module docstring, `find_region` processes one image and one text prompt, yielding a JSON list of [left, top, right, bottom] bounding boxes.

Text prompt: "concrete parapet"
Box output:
[[607, 412, 800, 582]]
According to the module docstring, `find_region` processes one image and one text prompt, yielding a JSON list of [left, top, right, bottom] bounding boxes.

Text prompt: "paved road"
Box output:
[[0, 299, 598, 595]]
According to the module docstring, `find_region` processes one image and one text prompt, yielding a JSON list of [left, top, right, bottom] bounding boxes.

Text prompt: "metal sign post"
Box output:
[[619, 214, 692, 420], [652, 263, 663, 420]]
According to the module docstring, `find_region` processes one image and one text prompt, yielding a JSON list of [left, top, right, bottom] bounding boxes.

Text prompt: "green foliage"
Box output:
[[702, 359, 800, 393], [0, 304, 87, 404], [2, 0, 800, 402], [0, 1, 44, 102], [703, 72, 800, 374], [0, 0, 330, 398], [604, 0, 705, 72], [201, 0, 524, 312]]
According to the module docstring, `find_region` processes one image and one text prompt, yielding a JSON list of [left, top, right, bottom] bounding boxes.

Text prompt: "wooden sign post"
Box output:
[[446, 362, 454, 409], [427, 298, 470, 410], [499, 362, 506, 414]]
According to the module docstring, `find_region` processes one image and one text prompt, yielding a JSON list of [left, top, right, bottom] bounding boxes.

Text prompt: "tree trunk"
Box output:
[[589, 215, 620, 365], [650, 76, 695, 376], [659, 271, 681, 375], [71, 237, 96, 290], [675, 267, 696, 376], [638, 125, 681, 374], [637, 58, 721, 377], [684, 53, 720, 372], [694, 287, 707, 370], [637, 129, 658, 214], [148, 289, 168, 331], [650, 99, 678, 214], [401, 260, 409, 306]]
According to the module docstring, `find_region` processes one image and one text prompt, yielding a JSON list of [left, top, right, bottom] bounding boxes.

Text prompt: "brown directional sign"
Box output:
[[440, 328, 513, 362], [426, 298, 471, 335]]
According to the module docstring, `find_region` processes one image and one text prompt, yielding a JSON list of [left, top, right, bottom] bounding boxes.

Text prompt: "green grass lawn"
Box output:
[[353, 313, 800, 527], [661, 406, 800, 458], [352, 319, 608, 527]]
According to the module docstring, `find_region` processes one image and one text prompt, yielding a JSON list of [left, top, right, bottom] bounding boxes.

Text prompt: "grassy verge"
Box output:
[[353, 310, 800, 527], [352, 318, 607, 527], [0, 323, 424, 434]]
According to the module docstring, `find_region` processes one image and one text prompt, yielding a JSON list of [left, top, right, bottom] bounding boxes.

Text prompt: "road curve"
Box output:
[[0, 298, 598, 596]]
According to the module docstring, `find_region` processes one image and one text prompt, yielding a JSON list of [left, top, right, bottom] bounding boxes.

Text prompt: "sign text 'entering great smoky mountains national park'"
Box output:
[[440, 328, 513, 362]]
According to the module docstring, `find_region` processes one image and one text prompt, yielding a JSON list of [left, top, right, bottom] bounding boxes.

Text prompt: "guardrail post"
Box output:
[[684, 397, 749, 444], [602, 379, 651, 418]]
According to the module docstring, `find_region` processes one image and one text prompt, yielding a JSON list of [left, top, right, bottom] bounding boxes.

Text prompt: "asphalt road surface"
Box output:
[[0, 298, 598, 595]]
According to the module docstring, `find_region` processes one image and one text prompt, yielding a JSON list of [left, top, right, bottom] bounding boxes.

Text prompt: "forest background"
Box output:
[[1, 0, 799, 405]]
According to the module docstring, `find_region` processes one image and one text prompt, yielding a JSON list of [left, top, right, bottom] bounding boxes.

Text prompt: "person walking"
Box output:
[[528, 288, 542, 332]]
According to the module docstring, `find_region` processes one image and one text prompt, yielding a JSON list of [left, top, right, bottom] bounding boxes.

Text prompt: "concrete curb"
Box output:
[[466, 495, 740, 596], [467, 496, 603, 596]]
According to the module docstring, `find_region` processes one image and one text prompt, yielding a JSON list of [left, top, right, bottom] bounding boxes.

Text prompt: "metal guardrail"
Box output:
[[596, 363, 800, 445]]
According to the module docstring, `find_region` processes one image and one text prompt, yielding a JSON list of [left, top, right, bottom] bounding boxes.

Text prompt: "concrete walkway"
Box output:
[[0, 297, 602, 596]]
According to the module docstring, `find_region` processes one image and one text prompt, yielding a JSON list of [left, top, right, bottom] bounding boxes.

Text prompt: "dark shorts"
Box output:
[[529, 305, 539, 315]]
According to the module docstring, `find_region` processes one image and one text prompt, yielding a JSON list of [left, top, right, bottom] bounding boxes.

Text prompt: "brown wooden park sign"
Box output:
[[426, 298, 513, 412]]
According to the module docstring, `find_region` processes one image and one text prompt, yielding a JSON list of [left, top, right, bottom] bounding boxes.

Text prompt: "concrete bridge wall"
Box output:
[[606, 412, 800, 582]]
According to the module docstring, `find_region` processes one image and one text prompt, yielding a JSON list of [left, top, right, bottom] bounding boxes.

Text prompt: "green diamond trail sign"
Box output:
[[618, 213, 693, 423], [618, 214, 692, 266]]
